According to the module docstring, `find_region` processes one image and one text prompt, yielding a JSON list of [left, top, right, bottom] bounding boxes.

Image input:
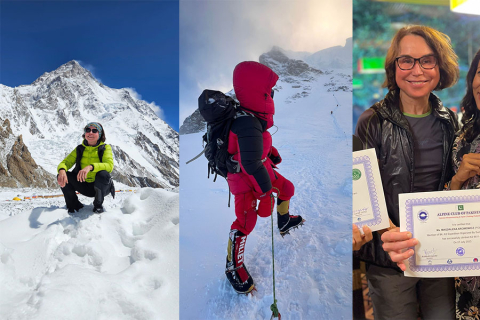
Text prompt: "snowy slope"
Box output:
[[0, 187, 179, 320], [179, 69, 352, 319]]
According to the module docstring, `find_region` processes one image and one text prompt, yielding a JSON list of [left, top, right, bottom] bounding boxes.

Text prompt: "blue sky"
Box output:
[[1, 0, 179, 131]]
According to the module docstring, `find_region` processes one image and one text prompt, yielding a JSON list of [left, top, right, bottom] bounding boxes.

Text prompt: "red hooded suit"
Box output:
[[227, 61, 294, 235]]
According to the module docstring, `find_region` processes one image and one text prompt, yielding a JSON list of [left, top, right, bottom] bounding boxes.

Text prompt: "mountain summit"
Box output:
[[0, 61, 179, 188], [32, 60, 98, 86], [259, 47, 323, 78]]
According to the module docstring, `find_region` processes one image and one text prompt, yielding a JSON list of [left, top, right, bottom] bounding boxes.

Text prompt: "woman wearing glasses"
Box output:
[[355, 25, 459, 319], [382, 49, 480, 319], [57, 122, 115, 214]]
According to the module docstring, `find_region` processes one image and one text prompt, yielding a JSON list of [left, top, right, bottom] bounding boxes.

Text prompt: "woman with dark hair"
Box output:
[[355, 25, 460, 319], [447, 47, 480, 320], [448, 49, 480, 191], [57, 122, 115, 214]]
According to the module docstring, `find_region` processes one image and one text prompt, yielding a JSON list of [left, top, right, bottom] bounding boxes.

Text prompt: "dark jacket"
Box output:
[[227, 61, 279, 196], [354, 89, 459, 269]]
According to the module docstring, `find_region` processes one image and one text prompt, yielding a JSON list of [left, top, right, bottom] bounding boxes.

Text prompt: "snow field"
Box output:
[[0, 187, 179, 320], [180, 71, 352, 319]]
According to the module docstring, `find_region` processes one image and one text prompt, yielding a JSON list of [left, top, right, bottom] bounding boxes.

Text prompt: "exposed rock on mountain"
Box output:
[[179, 109, 206, 135], [260, 46, 323, 80], [0, 119, 56, 188], [0, 60, 179, 188], [110, 145, 164, 188]]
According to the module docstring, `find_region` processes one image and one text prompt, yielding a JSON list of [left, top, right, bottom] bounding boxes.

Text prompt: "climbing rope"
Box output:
[[270, 187, 281, 320], [269, 125, 279, 136]]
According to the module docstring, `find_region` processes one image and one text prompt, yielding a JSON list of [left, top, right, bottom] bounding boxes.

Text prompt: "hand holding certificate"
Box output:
[[399, 189, 480, 277], [353, 148, 389, 231]]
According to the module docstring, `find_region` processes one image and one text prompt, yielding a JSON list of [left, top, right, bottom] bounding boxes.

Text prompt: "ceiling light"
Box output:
[[451, 0, 480, 15]]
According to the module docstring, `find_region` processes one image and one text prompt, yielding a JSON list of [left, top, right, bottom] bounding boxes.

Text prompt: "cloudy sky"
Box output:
[[180, 0, 352, 123]]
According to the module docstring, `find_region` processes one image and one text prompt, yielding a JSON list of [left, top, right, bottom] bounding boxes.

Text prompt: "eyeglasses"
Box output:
[[395, 55, 438, 70], [85, 128, 99, 133]]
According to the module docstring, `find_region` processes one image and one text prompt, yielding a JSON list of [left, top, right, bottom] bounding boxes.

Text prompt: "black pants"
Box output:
[[60, 170, 114, 210], [366, 264, 455, 319]]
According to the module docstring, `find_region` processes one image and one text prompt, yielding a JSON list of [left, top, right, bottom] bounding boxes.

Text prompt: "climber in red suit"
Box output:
[[225, 61, 304, 294]]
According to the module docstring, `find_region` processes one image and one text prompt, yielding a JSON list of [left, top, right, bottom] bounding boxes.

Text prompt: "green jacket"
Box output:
[[57, 141, 114, 183]]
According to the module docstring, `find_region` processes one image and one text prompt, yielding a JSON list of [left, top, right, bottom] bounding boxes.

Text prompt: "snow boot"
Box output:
[[225, 229, 255, 294], [93, 186, 105, 214], [93, 205, 104, 214], [68, 202, 84, 214], [277, 199, 304, 236]]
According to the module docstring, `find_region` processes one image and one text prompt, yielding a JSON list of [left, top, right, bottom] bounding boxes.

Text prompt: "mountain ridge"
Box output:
[[180, 42, 351, 135]]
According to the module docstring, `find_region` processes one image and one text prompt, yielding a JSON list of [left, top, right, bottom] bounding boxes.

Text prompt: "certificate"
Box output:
[[353, 148, 389, 231], [399, 189, 480, 277]]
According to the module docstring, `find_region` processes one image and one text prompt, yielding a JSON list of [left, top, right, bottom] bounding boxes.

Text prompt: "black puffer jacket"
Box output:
[[354, 89, 459, 269]]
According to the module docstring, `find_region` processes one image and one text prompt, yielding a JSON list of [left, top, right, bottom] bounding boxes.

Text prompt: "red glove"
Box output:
[[269, 146, 282, 165], [257, 194, 274, 217]]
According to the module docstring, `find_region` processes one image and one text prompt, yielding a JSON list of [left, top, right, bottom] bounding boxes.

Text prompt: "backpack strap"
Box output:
[[235, 110, 255, 119], [238, 105, 268, 117], [98, 144, 106, 162], [186, 146, 206, 165], [74, 144, 85, 173]]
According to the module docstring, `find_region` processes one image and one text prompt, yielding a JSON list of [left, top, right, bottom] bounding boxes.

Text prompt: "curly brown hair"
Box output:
[[383, 25, 459, 91], [82, 122, 106, 143]]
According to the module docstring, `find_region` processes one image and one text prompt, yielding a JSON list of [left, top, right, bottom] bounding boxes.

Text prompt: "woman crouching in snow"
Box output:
[[57, 122, 115, 214]]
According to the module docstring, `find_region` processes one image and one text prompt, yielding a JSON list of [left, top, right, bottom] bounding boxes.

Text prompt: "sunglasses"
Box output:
[[85, 128, 99, 133]]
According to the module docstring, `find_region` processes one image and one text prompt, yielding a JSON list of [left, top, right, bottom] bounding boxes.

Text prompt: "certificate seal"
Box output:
[[352, 169, 361, 181], [456, 247, 465, 256], [417, 210, 429, 222]]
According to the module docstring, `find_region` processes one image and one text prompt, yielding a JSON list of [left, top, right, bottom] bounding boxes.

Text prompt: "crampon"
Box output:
[[280, 218, 305, 237], [225, 266, 256, 295], [243, 285, 257, 296]]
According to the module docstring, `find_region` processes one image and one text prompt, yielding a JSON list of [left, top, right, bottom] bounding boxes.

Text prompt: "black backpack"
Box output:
[[198, 89, 242, 181], [186, 90, 242, 183]]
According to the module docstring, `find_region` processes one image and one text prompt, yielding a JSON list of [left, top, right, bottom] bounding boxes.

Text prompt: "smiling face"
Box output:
[[473, 60, 480, 110], [85, 126, 100, 146], [395, 34, 440, 102]]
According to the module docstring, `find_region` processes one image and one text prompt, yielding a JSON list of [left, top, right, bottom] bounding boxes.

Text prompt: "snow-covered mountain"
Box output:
[[0, 60, 179, 188], [179, 44, 352, 135]]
